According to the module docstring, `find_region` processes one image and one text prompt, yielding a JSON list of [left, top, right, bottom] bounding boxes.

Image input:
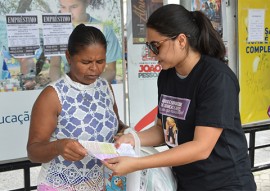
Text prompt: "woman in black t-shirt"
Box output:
[[104, 4, 256, 191]]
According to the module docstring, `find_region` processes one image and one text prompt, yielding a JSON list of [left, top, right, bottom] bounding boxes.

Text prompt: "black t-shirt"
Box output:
[[157, 55, 256, 191]]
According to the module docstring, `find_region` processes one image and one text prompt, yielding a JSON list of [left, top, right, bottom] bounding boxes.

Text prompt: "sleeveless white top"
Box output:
[[37, 74, 119, 191]]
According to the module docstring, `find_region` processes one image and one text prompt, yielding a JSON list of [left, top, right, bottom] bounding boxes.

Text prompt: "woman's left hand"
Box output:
[[113, 133, 135, 148]]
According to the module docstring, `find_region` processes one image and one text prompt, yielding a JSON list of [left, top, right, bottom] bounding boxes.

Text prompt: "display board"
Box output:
[[127, 0, 163, 131], [0, 0, 125, 163], [238, 0, 270, 125]]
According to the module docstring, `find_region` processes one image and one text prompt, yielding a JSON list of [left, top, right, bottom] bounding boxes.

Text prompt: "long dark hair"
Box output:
[[68, 24, 107, 56], [146, 4, 225, 61]]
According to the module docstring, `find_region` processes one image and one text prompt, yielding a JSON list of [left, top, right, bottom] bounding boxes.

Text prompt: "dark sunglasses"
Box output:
[[145, 35, 177, 55]]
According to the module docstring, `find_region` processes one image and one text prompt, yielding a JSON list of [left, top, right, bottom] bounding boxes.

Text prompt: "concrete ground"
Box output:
[[253, 169, 270, 191], [250, 129, 270, 191]]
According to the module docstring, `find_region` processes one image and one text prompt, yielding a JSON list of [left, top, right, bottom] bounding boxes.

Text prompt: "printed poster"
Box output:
[[127, 0, 164, 132], [131, 0, 163, 44], [238, 0, 270, 125], [42, 14, 73, 56], [191, 0, 223, 37], [0, 0, 124, 93], [6, 14, 40, 58]]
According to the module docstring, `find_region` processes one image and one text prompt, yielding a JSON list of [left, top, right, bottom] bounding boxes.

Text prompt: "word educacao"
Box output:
[[0, 111, 30, 125]]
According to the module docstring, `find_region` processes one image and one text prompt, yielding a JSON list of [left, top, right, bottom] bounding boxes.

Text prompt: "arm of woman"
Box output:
[[139, 126, 223, 167], [27, 86, 87, 163], [113, 118, 164, 149], [104, 125, 222, 176], [136, 118, 165, 147]]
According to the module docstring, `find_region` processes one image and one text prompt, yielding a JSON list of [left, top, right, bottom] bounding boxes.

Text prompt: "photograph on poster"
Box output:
[[191, 0, 222, 37], [0, 0, 123, 92]]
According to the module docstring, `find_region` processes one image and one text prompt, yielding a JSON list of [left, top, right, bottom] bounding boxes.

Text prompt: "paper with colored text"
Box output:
[[79, 140, 136, 160]]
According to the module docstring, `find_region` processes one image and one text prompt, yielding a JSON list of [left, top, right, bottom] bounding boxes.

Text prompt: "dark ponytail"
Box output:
[[191, 11, 225, 61], [147, 4, 226, 61]]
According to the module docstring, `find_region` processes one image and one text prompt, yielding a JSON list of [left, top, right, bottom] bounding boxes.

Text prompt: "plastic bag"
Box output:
[[124, 128, 177, 191]]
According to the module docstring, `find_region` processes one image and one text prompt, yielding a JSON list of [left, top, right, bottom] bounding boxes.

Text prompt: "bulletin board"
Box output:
[[0, 0, 125, 163], [238, 0, 270, 126]]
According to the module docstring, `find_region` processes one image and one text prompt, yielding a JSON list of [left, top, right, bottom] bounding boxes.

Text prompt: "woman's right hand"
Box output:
[[103, 156, 140, 176], [55, 139, 88, 161], [114, 133, 135, 148]]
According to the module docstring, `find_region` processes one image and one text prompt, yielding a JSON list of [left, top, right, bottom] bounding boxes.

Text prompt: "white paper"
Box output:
[[248, 9, 265, 42], [42, 13, 73, 56], [117, 143, 137, 157], [6, 14, 40, 58]]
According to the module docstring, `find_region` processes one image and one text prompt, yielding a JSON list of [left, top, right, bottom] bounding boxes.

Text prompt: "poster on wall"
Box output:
[[0, 0, 124, 92], [238, 0, 270, 125], [131, 0, 163, 44], [191, 0, 230, 64], [0, 0, 124, 163], [42, 14, 73, 56], [6, 14, 40, 58], [127, 0, 163, 132], [191, 0, 223, 37]]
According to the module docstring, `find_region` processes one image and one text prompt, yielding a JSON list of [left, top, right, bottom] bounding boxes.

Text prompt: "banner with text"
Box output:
[[238, 0, 270, 125], [127, 0, 163, 131]]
